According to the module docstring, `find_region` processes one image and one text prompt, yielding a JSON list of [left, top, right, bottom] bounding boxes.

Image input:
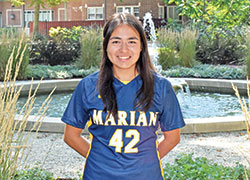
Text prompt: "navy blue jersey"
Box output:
[[62, 71, 185, 180]]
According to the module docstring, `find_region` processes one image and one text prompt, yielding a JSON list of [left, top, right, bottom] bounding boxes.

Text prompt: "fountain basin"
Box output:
[[13, 78, 248, 134]]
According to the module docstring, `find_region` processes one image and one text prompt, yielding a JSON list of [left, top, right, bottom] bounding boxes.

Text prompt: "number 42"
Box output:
[[109, 129, 140, 153]]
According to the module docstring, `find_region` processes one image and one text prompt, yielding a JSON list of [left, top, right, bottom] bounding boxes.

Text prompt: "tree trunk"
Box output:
[[33, 1, 40, 37]]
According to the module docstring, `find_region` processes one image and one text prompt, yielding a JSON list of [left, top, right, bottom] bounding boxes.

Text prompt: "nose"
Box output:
[[120, 42, 129, 52]]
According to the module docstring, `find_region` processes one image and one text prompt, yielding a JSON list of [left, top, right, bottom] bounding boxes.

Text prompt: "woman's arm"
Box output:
[[158, 128, 181, 159], [64, 124, 90, 158]]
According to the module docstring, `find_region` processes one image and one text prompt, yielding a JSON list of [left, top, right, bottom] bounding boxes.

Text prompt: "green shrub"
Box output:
[[0, 30, 29, 80], [178, 28, 198, 67], [196, 25, 246, 65], [157, 28, 179, 70], [75, 28, 102, 69], [26, 64, 245, 80], [13, 167, 55, 180], [30, 26, 86, 66], [161, 64, 246, 79], [49, 26, 86, 43], [0, 27, 19, 37], [164, 154, 250, 180], [158, 47, 180, 70], [27, 64, 98, 79], [245, 27, 250, 76]]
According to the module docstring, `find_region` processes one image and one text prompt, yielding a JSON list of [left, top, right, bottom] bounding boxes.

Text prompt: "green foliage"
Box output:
[[0, 34, 54, 180], [157, 28, 179, 69], [245, 28, 250, 76], [157, 28, 197, 69], [27, 64, 98, 79], [164, 0, 250, 30], [0, 30, 29, 80], [196, 24, 246, 65], [158, 47, 180, 70], [49, 26, 87, 43], [164, 153, 250, 180], [27, 64, 246, 80], [13, 167, 55, 180], [165, 18, 183, 32], [75, 28, 102, 69], [178, 28, 197, 67], [0, 28, 19, 36], [30, 30, 80, 65], [161, 64, 246, 79]]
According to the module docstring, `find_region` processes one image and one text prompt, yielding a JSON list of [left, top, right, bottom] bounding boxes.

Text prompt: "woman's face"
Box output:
[[107, 24, 142, 75]]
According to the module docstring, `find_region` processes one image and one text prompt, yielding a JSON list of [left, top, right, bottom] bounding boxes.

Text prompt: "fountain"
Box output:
[[143, 12, 157, 42], [142, 12, 187, 91]]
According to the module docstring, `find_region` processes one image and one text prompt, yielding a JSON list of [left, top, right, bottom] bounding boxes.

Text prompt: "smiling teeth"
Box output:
[[119, 56, 129, 59]]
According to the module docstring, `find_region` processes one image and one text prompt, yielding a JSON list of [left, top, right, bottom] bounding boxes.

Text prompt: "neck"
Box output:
[[113, 68, 138, 81]]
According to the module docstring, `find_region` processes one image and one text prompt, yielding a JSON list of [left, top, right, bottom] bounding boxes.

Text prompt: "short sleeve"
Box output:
[[61, 80, 89, 129], [159, 79, 185, 131]]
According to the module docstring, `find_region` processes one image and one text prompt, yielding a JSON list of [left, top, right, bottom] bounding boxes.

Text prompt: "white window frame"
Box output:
[[87, 7, 103, 20], [158, 5, 164, 19], [24, 10, 53, 27], [167, 6, 182, 21], [116, 6, 139, 18]]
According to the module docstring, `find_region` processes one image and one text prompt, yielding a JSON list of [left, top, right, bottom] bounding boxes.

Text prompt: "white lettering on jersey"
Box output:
[[149, 112, 158, 126], [130, 111, 136, 126], [117, 111, 128, 126], [104, 113, 116, 126], [93, 109, 103, 125], [92, 110, 159, 127]]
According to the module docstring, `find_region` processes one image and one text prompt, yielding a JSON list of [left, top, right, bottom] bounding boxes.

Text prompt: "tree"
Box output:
[[10, 0, 69, 37], [163, 0, 250, 29]]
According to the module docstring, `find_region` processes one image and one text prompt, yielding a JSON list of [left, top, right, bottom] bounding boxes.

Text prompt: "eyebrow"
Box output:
[[110, 37, 139, 40]]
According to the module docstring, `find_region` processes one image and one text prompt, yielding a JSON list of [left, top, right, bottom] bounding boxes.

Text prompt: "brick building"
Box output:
[[0, 0, 183, 29]]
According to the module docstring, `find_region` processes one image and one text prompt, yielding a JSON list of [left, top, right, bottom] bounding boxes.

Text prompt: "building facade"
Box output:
[[0, 0, 183, 29]]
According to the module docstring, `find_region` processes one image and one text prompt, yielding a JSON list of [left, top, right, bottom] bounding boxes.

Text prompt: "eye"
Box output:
[[128, 41, 137, 44], [111, 40, 120, 44]]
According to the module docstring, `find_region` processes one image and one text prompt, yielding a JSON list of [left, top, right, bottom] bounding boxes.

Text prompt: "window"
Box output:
[[167, 6, 182, 21], [116, 6, 139, 18], [158, 6, 164, 19], [87, 7, 103, 20], [24, 10, 53, 27]]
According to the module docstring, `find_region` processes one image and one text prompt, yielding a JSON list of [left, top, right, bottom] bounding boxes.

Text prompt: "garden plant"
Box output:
[[0, 29, 29, 80], [0, 32, 54, 179]]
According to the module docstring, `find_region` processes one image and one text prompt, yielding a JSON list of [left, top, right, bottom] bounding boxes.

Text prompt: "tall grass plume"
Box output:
[[0, 29, 29, 80], [0, 31, 55, 179], [232, 79, 250, 140], [178, 28, 198, 67], [75, 28, 102, 69], [157, 28, 179, 70], [245, 27, 250, 76]]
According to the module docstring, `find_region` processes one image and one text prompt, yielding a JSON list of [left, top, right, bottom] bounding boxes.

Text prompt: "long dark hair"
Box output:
[[98, 13, 155, 119]]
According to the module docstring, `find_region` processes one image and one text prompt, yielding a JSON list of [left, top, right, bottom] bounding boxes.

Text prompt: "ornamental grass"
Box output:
[[232, 78, 250, 140], [0, 31, 55, 180]]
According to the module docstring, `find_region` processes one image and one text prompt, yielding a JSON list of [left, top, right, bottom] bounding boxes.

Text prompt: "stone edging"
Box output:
[[13, 78, 248, 133]]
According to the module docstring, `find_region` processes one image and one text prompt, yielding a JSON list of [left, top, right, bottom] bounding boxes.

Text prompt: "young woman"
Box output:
[[62, 13, 185, 180]]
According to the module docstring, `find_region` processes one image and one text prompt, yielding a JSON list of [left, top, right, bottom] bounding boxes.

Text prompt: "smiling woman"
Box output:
[[107, 24, 141, 80], [61, 13, 185, 180]]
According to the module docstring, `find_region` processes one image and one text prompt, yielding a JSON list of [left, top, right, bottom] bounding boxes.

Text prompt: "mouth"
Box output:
[[118, 56, 130, 61]]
